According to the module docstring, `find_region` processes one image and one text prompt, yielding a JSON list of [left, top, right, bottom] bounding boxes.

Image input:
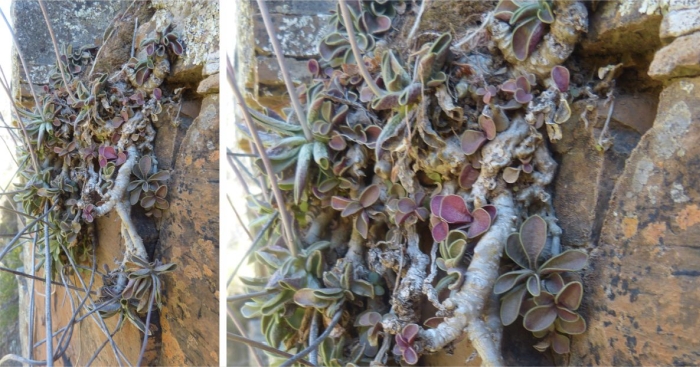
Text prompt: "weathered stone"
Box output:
[[12, 1, 125, 85], [660, 6, 700, 39], [253, 13, 332, 57], [157, 94, 219, 366], [256, 56, 311, 86], [571, 77, 700, 366], [581, 0, 662, 55], [251, 0, 336, 16], [197, 73, 220, 94], [648, 32, 700, 80], [552, 99, 645, 249], [142, 0, 219, 84], [203, 51, 220, 76]]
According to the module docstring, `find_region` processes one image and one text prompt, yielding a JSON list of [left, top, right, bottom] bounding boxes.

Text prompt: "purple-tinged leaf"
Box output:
[[555, 281, 583, 311], [500, 284, 528, 326], [551, 332, 571, 354], [506, 232, 530, 269], [430, 195, 444, 215], [479, 115, 497, 140], [402, 323, 419, 344], [494, 269, 532, 295], [459, 163, 480, 189], [431, 216, 449, 242], [527, 273, 541, 296], [539, 249, 588, 274], [467, 207, 492, 238], [520, 215, 548, 269], [149, 170, 170, 182], [512, 17, 543, 61], [331, 196, 353, 210], [403, 347, 419, 365], [371, 93, 400, 110], [342, 201, 364, 217], [501, 79, 518, 93], [556, 315, 586, 335], [359, 184, 380, 207], [329, 134, 347, 151], [515, 89, 533, 104], [356, 210, 370, 239], [482, 205, 497, 221], [397, 198, 416, 213], [522, 163, 533, 173], [356, 311, 382, 327], [534, 291, 555, 306], [544, 273, 565, 294], [424, 317, 444, 329], [461, 130, 487, 155], [523, 305, 558, 332], [139, 156, 152, 178], [439, 195, 472, 223], [494, 0, 518, 21], [294, 143, 313, 204], [415, 207, 429, 221], [556, 307, 579, 322], [308, 59, 320, 75], [538, 2, 555, 24], [551, 65, 570, 92]]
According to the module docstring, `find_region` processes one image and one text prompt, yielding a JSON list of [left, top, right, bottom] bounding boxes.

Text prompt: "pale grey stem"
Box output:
[[227, 58, 297, 255], [407, 0, 431, 41], [338, 0, 384, 97], [43, 203, 53, 367], [308, 310, 320, 365], [279, 306, 344, 367], [227, 306, 265, 367], [255, 0, 312, 141]]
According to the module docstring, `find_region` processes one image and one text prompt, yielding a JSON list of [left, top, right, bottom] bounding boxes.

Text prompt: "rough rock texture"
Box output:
[[570, 76, 700, 366], [157, 94, 219, 367], [659, 1, 700, 39], [648, 32, 700, 80], [13, 1, 219, 365], [581, 0, 662, 55]]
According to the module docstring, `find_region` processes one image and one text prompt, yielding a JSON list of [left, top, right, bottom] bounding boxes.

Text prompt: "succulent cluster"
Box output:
[[235, 0, 588, 365], [495, 0, 555, 61], [494, 215, 588, 354], [12, 25, 182, 332]]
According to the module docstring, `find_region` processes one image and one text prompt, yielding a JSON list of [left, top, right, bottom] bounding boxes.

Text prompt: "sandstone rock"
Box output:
[[648, 32, 700, 80], [660, 6, 700, 39], [552, 100, 645, 249], [197, 73, 220, 95], [252, 0, 336, 16], [256, 56, 311, 86], [204, 51, 220, 76], [571, 76, 700, 366], [581, 0, 662, 55], [253, 13, 332, 58], [12, 1, 126, 85], [157, 94, 219, 366]]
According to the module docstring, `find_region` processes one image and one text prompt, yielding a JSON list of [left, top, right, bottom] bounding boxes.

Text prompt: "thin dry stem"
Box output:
[[338, 0, 384, 97], [227, 57, 297, 255], [255, 0, 312, 141]]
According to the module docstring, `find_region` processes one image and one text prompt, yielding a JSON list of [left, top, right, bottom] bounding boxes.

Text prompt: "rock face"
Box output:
[[12, 1, 219, 365], [571, 76, 700, 366]]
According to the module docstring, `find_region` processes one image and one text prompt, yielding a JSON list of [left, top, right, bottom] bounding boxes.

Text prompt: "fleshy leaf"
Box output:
[[527, 273, 541, 297], [503, 166, 522, 184], [467, 207, 492, 238], [359, 184, 380, 208], [431, 216, 449, 243], [403, 347, 418, 365], [479, 115, 497, 140], [555, 281, 583, 311], [500, 284, 527, 326], [551, 332, 571, 354], [294, 143, 313, 204], [551, 65, 570, 92], [539, 249, 588, 274], [439, 195, 472, 223], [356, 211, 370, 239], [520, 215, 548, 269], [494, 269, 533, 294], [556, 315, 587, 335], [461, 130, 487, 155], [459, 163, 480, 189], [512, 17, 545, 61], [523, 305, 558, 332], [506, 232, 530, 269], [342, 201, 364, 217], [331, 196, 353, 210]]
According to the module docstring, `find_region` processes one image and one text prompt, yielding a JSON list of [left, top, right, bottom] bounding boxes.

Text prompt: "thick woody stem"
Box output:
[[94, 146, 139, 216], [419, 192, 515, 366]]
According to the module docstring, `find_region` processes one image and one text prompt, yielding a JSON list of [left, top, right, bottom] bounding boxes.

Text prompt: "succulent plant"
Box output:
[[128, 155, 170, 205], [501, 74, 536, 104], [429, 195, 497, 242], [140, 24, 184, 57], [393, 323, 420, 365], [495, 0, 555, 61], [331, 184, 380, 239]]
